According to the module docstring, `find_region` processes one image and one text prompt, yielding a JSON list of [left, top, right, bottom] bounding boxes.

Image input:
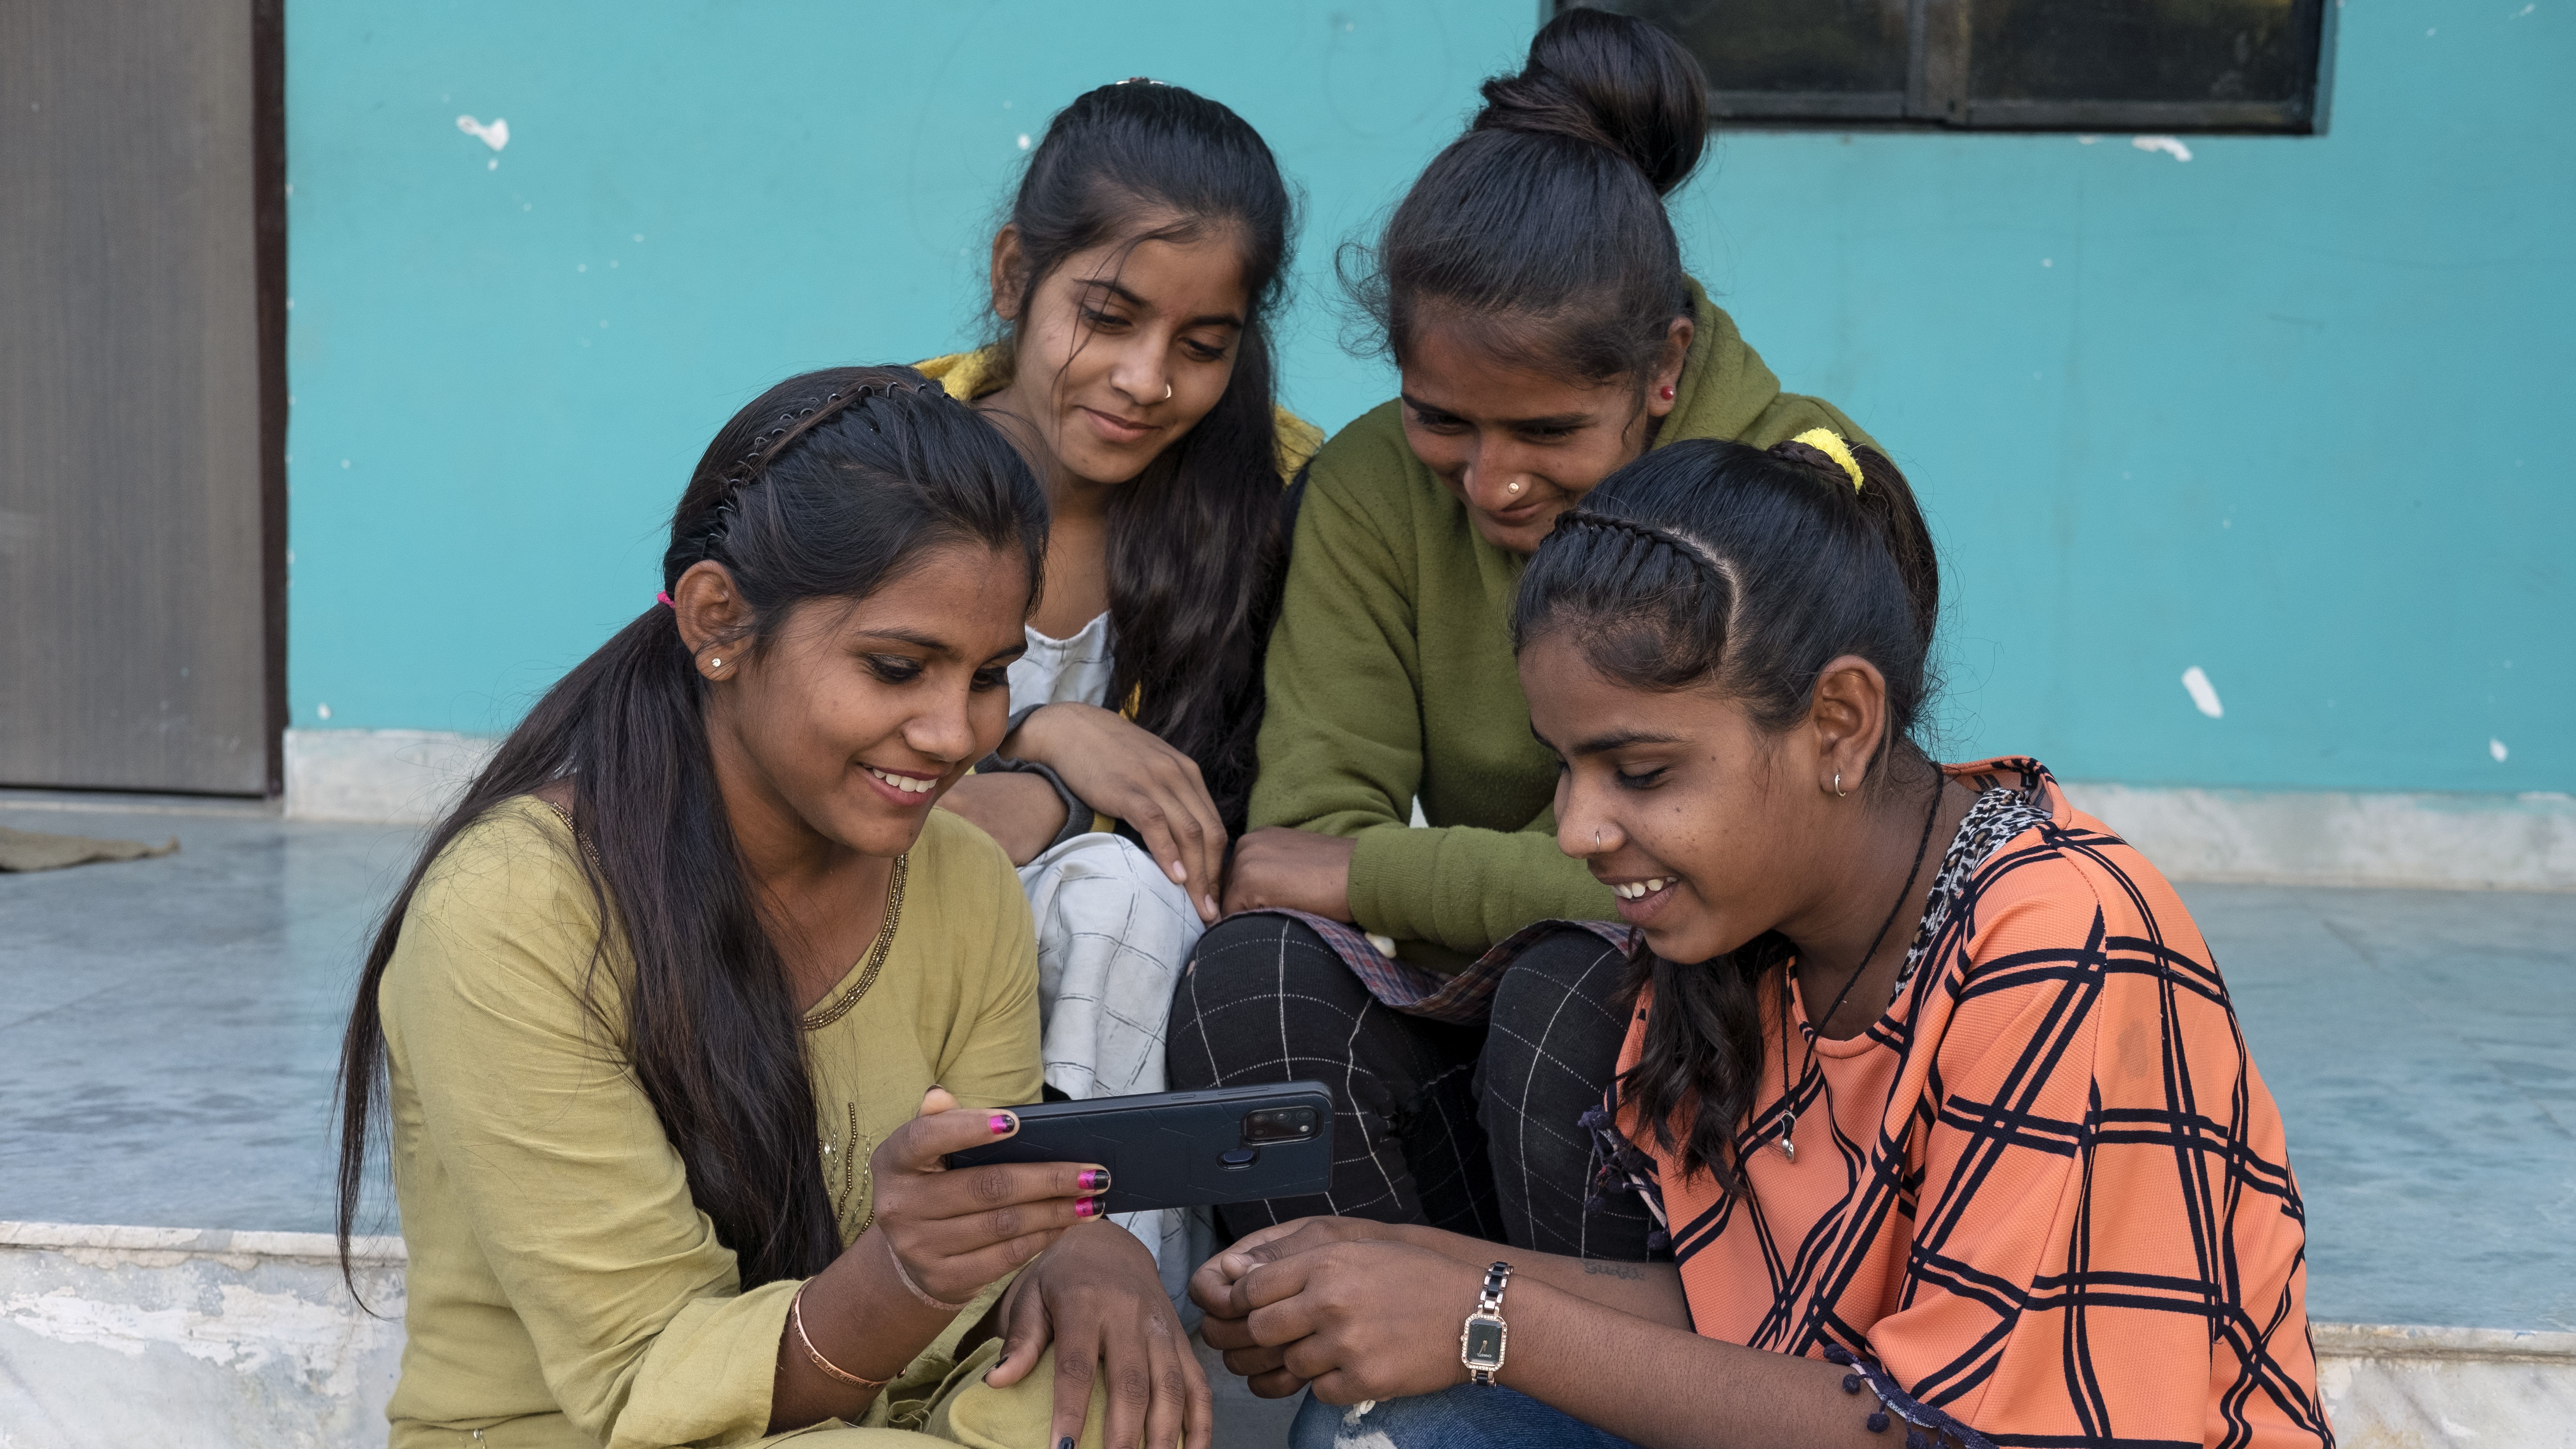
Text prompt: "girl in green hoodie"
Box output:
[[1169, 8, 1877, 1256]]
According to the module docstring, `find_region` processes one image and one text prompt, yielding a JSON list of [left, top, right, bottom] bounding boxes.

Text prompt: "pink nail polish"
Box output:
[[1079, 1168, 1110, 1192], [1074, 1196, 1100, 1218], [990, 1113, 1015, 1135]]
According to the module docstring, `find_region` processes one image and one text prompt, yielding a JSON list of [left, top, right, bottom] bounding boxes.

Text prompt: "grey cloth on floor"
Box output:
[[0, 824, 179, 872]]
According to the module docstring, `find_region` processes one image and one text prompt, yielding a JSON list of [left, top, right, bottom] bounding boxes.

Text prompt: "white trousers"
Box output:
[[1017, 832, 1211, 1308]]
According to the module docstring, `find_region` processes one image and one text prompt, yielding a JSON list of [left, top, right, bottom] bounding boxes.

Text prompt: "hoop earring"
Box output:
[[1829, 771, 1847, 799]]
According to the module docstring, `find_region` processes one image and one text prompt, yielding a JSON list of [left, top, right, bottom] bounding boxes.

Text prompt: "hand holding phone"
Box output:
[[870, 1087, 1109, 1306], [944, 1082, 1334, 1213]]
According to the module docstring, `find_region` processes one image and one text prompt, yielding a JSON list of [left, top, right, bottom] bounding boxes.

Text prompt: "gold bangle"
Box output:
[[790, 1282, 891, 1391]]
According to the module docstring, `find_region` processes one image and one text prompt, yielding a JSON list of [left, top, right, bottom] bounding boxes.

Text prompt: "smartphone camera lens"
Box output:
[[1241, 1106, 1318, 1144]]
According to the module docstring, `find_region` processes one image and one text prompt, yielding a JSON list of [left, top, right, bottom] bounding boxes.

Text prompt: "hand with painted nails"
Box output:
[[983, 1210, 1213, 1449], [865, 1087, 1107, 1309], [1006, 702, 1228, 924]]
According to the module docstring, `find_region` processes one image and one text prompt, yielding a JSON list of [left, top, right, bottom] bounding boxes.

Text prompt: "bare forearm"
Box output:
[[768, 1228, 965, 1430], [1498, 1280, 1907, 1449], [1382, 1224, 1688, 1324], [936, 773, 1067, 867]]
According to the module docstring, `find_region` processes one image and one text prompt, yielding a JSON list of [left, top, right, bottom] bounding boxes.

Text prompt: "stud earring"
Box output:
[[1659, 385, 1676, 402], [709, 657, 723, 670]]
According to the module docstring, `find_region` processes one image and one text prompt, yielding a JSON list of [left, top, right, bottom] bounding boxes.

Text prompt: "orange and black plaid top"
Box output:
[[1608, 759, 2331, 1448]]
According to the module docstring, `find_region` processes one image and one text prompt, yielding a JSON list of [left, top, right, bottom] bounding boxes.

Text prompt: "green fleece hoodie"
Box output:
[[1250, 281, 1876, 972]]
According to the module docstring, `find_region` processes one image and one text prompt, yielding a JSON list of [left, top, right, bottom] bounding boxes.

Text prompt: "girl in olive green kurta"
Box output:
[[1167, 10, 1881, 1251], [335, 367, 1209, 1449], [381, 804, 1048, 1448]]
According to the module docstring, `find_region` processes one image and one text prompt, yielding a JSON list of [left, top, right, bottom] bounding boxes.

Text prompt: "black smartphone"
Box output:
[[943, 1081, 1333, 1215]]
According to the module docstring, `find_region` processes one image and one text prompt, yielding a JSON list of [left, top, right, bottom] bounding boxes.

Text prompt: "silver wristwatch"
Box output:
[[1458, 1260, 1513, 1385]]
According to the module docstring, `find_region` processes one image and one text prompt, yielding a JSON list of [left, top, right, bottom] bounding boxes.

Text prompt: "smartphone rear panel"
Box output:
[[944, 1082, 1333, 1215]]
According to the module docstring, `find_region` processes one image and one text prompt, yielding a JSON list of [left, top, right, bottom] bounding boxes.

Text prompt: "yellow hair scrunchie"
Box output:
[[1790, 428, 1865, 492]]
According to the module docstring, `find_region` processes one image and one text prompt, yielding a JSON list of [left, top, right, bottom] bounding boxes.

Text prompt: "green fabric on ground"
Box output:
[[0, 825, 177, 872], [1250, 280, 1875, 971]]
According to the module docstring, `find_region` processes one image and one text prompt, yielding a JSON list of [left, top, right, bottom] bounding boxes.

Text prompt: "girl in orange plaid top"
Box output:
[[1193, 434, 2332, 1448]]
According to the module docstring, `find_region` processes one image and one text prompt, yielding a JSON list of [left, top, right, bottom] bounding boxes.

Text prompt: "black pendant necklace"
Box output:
[[1773, 780, 1947, 1163]]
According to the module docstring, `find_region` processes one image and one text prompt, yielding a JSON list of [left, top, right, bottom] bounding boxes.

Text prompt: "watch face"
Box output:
[[1463, 1317, 1506, 1366]]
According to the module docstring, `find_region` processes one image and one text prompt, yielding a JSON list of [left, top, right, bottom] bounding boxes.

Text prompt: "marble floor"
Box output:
[[3, 791, 2572, 1334]]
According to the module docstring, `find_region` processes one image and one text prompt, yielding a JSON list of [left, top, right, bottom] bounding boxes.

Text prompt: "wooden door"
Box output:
[[0, 0, 284, 794]]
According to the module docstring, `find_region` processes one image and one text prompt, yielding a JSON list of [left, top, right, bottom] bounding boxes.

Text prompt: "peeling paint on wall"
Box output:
[[2181, 666, 2225, 719], [454, 115, 508, 151], [2132, 135, 2194, 162]]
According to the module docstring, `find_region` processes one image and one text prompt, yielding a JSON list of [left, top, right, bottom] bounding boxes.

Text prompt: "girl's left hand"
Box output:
[[1209, 1239, 1484, 1406], [984, 1218, 1212, 1449], [1220, 827, 1357, 921]]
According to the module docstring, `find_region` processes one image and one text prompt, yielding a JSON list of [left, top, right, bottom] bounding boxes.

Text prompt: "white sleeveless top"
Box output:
[[1007, 611, 1115, 718]]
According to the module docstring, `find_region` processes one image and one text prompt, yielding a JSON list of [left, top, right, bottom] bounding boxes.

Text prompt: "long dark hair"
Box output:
[[995, 79, 1296, 830], [1511, 435, 1940, 1195], [1347, 7, 1705, 383], [333, 366, 1048, 1296]]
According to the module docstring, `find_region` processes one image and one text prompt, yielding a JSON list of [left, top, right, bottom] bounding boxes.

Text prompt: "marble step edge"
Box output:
[[2310, 1321, 2576, 1364], [7, 1220, 2570, 1366], [0, 1219, 404, 1267]]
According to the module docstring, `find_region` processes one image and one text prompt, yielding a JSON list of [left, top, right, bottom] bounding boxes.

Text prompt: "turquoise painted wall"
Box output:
[[286, 0, 2570, 795]]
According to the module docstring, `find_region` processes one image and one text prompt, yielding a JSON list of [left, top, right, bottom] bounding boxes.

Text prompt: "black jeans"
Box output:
[[1165, 914, 1654, 1260]]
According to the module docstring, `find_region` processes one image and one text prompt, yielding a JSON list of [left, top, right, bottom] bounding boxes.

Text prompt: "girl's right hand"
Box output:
[[1011, 702, 1227, 922], [867, 1088, 1108, 1306]]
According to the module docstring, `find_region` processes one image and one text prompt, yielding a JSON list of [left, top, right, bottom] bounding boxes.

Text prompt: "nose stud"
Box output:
[[1594, 829, 1603, 851], [1162, 383, 1173, 401], [1508, 480, 1523, 495]]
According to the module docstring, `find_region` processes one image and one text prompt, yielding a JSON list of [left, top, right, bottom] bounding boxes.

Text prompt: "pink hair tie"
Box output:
[[656, 591, 674, 608]]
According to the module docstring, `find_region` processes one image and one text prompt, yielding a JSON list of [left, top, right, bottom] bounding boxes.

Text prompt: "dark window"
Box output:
[[1573, 0, 2331, 133]]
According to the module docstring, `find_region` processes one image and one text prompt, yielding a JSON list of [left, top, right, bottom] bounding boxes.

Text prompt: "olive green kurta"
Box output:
[[379, 800, 1063, 1449]]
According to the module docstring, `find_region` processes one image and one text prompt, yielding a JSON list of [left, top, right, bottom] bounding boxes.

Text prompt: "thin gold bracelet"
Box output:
[[790, 1282, 892, 1391], [883, 1230, 974, 1312]]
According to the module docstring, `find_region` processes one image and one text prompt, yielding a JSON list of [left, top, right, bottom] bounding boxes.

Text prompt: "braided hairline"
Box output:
[[1554, 509, 1738, 593], [1547, 509, 1748, 690], [700, 380, 951, 542]]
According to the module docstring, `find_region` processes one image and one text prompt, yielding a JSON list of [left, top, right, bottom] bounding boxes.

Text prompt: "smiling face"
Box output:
[[1520, 630, 1832, 965], [1397, 312, 1692, 555], [697, 543, 1030, 860], [988, 217, 1251, 488]]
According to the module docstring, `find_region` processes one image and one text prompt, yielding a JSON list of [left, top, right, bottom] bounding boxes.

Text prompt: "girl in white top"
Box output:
[[923, 79, 1318, 1295]]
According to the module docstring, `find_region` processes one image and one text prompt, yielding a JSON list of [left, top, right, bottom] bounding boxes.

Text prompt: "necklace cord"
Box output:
[[1777, 778, 1949, 1148]]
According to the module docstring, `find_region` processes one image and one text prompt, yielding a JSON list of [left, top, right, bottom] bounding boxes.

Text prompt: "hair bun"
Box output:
[[1473, 8, 1708, 197]]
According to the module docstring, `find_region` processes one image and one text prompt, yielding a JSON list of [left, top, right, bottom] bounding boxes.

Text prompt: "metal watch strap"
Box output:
[[1460, 1260, 1513, 1385]]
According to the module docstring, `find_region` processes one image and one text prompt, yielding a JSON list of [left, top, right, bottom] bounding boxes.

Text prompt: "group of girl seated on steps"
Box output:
[[334, 11, 2333, 1449]]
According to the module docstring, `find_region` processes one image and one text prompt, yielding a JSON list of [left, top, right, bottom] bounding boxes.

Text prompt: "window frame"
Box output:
[[1568, 0, 2336, 135]]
